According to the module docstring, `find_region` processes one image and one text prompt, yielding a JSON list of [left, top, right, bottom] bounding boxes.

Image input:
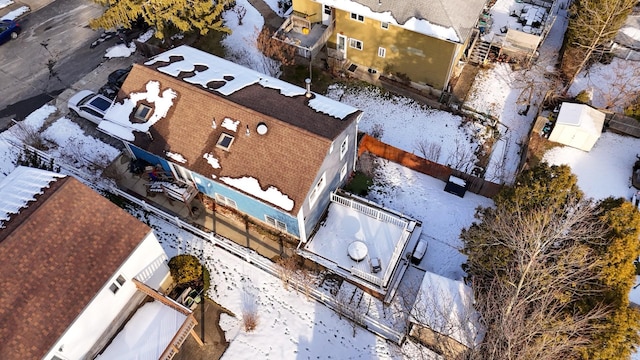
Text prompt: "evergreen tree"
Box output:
[[462, 163, 640, 359], [90, 0, 230, 40], [560, 0, 635, 89]]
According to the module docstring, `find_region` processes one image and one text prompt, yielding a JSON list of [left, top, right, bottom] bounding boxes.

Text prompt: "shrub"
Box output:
[[168, 254, 210, 292], [242, 309, 259, 332], [574, 89, 592, 104]]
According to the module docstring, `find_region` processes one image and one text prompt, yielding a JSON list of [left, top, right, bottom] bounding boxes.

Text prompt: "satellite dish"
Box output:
[[257, 122, 268, 135]]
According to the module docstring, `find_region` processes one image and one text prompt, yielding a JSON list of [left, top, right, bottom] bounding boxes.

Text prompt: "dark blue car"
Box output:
[[0, 19, 21, 45]]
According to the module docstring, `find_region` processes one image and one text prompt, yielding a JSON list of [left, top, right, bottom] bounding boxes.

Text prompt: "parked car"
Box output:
[[411, 240, 428, 265], [0, 19, 21, 45], [68, 90, 113, 124], [99, 66, 132, 98]]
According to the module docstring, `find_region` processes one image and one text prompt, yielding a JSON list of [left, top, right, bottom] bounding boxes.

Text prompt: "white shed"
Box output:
[[548, 103, 605, 152]]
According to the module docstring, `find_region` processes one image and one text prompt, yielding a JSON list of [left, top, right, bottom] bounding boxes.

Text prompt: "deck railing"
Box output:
[[330, 192, 408, 229]]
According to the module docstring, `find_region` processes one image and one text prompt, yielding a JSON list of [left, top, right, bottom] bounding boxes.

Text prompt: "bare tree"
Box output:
[[234, 5, 247, 25], [414, 139, 442, 162], [586, 58, 640, 110], [293, 267, 316, 301], [333, 286, 366, 337], [446, 138, 476, 173], [561, 0, 636, 89], [275, 256, 297, 290], [463, 196, 614, 360]]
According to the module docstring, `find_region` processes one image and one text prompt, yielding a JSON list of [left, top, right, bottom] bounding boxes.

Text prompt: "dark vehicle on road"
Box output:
[[99, 66, 132, 98], [0, 19, 21, 45]]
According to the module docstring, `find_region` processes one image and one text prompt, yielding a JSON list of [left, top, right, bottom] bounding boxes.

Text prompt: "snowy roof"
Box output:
[[145, 45, 359, 120], [0, 169, 151, 360], [411, 271, 483, 348], [556, 102, 605, 136], [0, 166, 65, 228], [112, 49, 361, 214], [316, 0, 487, 42], [96, 301, 187, 359]]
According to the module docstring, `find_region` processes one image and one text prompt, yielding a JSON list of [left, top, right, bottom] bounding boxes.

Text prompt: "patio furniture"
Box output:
[[348, 240, 368, 262]]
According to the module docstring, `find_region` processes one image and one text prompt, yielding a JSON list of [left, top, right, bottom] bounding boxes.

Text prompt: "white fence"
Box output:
[[331, 192, 408, 229], [110, 186, 406, 345]]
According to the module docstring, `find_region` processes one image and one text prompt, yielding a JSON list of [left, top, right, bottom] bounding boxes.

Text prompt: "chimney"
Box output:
[[305, 78, 312, 98]]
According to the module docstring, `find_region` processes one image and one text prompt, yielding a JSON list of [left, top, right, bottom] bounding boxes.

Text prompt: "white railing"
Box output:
[[331, 192, 408, 229], [350, 267, 382, 286], [110, 186, 405, 344], [381, 230, 411, 287]]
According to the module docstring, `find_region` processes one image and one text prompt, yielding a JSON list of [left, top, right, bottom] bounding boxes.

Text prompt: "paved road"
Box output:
[[0, 0, 114, 128]]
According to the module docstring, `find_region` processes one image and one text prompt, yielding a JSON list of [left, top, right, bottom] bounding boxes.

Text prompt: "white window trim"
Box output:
[[340, 135, 349, 160], [349, 38, 363, 51], [381, 21, 389, 29], [309, 172, 326, 207], [329, 141, 334, 154], [216, 133, 235, 151], [350, 13, 364, 22], [340, 163, 348, 181], [215, 193, 238, 208], [378, 47, 386, 58], [265, 215, 287, 232], [134, 104, 153, 121]]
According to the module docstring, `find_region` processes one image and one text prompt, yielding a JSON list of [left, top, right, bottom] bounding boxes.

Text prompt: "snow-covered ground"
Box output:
[[2, 0, 640, 358]]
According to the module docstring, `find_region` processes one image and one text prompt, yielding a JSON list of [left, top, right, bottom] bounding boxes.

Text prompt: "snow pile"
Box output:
[[220, 176, 294, 211]]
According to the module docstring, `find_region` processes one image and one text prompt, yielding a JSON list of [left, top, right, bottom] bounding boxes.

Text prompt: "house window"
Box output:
[[378, 47, 386, 58], [309, 172, 326, 207], [324, 5, 331, 15], [350, 13, 364, 22], [265, 215, 287, 232], [381, 22, 389, 29], [215, 193, 238, 208], [340, 135, 349, 160], [134, 104, 153, 121], [349, 38, 363, 50], [216, 133, 235, 151], [109, 275, 126, 294], [340, 163, 348, 181]]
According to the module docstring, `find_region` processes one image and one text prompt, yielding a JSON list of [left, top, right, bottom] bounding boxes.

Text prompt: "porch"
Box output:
[[105, 154, 291, 261], [274, 14, 334, 59]]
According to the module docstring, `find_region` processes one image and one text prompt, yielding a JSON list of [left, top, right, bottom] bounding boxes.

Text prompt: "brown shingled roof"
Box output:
[[0, 176, 151, 359], [121, 64, 357, 214]]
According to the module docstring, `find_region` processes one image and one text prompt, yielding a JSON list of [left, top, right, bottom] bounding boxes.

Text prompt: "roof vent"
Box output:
[[257, 122, 268, 135], [305, 78, 312, 98]]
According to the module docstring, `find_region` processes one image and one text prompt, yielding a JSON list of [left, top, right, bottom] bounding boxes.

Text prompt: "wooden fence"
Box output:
[[358, 134, 502, 198]]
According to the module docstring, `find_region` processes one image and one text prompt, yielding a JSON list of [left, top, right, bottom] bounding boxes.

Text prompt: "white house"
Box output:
[[548, 102, 606, 152], [0, 167, 186, 360]]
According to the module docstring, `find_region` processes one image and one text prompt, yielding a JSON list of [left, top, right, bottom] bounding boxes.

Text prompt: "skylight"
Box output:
[[216, 133, 235, 151]]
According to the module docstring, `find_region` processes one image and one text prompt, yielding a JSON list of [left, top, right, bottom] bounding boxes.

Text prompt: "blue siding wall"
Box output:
[[128, 144, 172, 174], [191, 173, 300, 238], [127, 143, 300, 237]]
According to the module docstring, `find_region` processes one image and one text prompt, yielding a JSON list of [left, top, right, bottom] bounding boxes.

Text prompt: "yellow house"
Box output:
[[275, 0, 487, 91]]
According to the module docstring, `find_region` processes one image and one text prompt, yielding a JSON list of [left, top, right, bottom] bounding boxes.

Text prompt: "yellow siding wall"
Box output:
[[293, 0, 323, 23], [331, 8, 459, 89]]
